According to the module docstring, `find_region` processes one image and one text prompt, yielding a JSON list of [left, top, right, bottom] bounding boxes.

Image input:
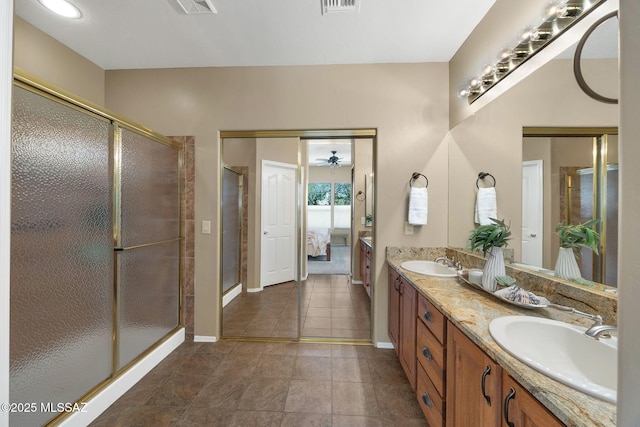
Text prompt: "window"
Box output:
[[307, 182, 352, 229], [308, 183, 331, 228], [308, 183, 331, 206], [333, 183, 351, 229]]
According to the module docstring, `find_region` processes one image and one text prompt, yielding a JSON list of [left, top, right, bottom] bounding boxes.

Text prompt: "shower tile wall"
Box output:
[[171, 136, 195, 338]]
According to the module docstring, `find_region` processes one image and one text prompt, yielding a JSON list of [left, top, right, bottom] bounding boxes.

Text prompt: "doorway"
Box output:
[[220, 130, 376, 342]]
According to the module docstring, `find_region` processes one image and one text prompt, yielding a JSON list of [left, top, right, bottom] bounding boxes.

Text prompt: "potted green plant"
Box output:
[[554, 219, 600, 280], [468, 218, 511, 292]]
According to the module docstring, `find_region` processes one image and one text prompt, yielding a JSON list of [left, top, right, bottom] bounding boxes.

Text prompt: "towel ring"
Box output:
[[476, 172, 496, 189], [355, 190, 366, 201], [410, 172, 429, 188]]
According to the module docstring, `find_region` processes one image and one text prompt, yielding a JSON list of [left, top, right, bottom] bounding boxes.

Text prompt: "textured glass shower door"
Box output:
[[117, 128, 181, 369], [222, 167, 242, 294], [10, 86, 114, 426]]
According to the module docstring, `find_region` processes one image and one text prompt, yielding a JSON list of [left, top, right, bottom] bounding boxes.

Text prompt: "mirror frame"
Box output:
[[573, 11, 619, 104]]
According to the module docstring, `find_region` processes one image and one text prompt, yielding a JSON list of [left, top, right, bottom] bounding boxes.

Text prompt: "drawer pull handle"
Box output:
[[421, 392, 433, 408], [504, 387, 516, 427], [422, 346, 433, 361], [423, 310, 432, 322], [481, 365, 492, 406]]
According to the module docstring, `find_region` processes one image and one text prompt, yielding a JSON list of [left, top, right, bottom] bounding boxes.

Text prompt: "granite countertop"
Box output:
[[386, 255, 617, 427], [360, 236, 372, 248]]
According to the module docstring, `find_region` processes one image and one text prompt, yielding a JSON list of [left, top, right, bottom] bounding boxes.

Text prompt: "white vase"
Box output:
[[555, 247, 582, 280], [482, 246, 505, 292]]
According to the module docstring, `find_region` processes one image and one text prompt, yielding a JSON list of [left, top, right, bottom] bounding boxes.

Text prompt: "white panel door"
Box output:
[[261, 160, 296, 288], [522, 160, 543, 267]]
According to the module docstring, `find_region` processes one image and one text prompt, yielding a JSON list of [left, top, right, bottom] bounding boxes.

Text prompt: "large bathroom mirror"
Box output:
[[220, 131, 375, 341], [447, 11, 619, 292]]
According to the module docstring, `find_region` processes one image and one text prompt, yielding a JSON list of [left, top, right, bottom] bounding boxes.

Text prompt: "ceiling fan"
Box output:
[[316, 150, 343, 167]]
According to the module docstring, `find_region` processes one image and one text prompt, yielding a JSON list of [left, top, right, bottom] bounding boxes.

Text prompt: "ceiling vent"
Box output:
[[176, 0, 217, 14], [322, 0, 360, 15]]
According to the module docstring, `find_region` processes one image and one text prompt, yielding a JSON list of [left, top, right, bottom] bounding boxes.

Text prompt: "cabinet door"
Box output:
[[502, 372, 564, 427], [446, 322, 501, 427], [399, 280, 417, 390], [387, 268, 400, 351]]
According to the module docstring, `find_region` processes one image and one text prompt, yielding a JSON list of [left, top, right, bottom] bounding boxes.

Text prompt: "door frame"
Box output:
[[219, 129, 377, 343]]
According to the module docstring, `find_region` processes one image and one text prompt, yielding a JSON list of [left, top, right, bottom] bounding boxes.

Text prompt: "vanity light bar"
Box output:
[[457, 0, 606, 104]]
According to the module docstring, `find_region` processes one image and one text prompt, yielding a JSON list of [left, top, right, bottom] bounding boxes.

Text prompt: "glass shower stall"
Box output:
[[10, 75, 182, 426]]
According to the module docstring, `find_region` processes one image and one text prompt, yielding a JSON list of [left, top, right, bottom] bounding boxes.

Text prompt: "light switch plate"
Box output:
[[404, 221, 414, 235], [202, 220, 211, 234]]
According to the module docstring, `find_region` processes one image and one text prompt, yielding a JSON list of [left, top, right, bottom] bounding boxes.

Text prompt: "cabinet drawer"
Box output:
[[417, 364, 445, 427], [416, 319, 445, 397], [418, 294, 446, 344]]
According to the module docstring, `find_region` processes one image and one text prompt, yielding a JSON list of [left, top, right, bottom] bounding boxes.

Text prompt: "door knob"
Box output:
[[530, 232, 537, 237], [263, 231, 268, 235]]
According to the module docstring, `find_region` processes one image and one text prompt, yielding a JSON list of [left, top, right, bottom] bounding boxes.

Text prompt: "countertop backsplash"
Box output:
[[386, 246, 617, 325]]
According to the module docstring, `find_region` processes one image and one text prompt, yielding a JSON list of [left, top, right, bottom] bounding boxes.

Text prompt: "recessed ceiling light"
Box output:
[[38, 0, 82, 19]]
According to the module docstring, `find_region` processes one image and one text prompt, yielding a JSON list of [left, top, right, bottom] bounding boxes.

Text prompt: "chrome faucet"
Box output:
[[585, 324, 617, 340], [434, 256, 463, 271], [434, 256, 455, 268]]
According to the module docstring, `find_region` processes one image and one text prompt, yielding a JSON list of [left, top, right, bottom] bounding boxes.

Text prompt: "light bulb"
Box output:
[[544, 0, 569, 21], [481, 64, 496, 77], [518, 26, 540, 43], [38, 0, 82, 18], [457, 87, 471, 99], [468, 77, 482, 89], [498, 48, 514, 61]]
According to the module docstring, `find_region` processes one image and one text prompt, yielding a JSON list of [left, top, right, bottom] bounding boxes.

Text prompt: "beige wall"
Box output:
[[618, 1, 640, 421], [13, 17, 105, 106], [105, 63, 450, 342]]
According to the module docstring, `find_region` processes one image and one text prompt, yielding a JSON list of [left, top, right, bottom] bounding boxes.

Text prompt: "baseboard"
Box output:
[[376, 341, 394, 349], [194, 335, 218, 343], [222, 283, 242, 307], [57, 328, 185, 427], [246, 287, 262, 293]]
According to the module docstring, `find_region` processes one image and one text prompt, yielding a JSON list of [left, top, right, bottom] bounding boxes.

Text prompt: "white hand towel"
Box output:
[[474, 187, 497, 225], [408, 187, 428, 225]]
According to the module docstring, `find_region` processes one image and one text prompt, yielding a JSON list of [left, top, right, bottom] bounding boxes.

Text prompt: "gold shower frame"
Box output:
[[13, 68, 184, 426]]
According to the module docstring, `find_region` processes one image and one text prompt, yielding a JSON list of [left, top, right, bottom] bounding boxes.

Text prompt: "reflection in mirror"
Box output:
[[522, 130, 618, 287], [364, 173, 373, 226], [220, 133, 374, 341], [448, 13, 619, 296]]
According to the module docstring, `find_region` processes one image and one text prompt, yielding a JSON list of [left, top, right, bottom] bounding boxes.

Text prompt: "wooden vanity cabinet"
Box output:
[[387, 267, 401, 351], [446, 322, 502, 427], [360, 240, 371, 297], [502, 371, 564, 427], [416, 294, 447, 427], [386, 265, 565, 426], [387, 266, 417, 390]]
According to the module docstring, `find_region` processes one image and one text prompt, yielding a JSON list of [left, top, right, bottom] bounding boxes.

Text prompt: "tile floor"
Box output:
[[91, 340, 428, 426], [223, 275, 371, 340]]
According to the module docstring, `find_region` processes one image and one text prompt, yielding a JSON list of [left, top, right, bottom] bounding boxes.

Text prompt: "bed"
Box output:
[[307, 227, 331, 261]]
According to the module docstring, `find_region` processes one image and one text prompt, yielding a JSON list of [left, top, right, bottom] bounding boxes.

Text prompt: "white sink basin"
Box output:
[[400, 260, 457, 277], [489, 316, 617, 403]]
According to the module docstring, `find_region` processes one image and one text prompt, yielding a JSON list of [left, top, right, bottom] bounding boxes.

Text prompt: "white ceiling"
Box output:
[[15, 0, 497, 70]]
